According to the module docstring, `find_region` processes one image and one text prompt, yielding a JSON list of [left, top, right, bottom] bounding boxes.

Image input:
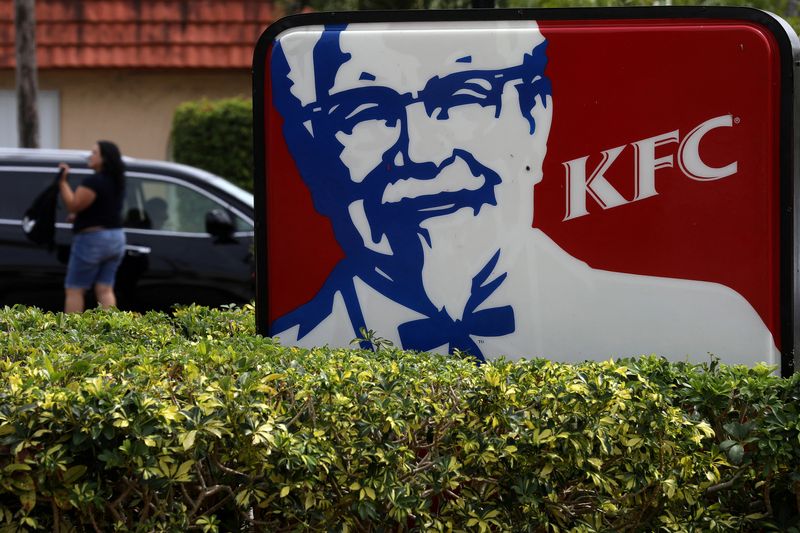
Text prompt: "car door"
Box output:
[[0, 165, 84, 310], [117, 172, 254, 311]]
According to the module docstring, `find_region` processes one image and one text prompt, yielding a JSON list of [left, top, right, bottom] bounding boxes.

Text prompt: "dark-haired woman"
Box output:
[[59, 141, 126, 313]]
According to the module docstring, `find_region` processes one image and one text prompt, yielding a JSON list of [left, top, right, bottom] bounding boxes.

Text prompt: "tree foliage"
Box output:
[[286, 0, 800, 34]]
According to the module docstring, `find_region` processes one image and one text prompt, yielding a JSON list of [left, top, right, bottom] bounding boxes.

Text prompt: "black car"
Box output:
[[0, 148, 255, 312]]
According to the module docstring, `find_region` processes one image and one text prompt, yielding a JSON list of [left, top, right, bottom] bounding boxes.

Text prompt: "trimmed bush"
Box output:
[[171, 97, 253, 192], [0, 304, 798, 531]]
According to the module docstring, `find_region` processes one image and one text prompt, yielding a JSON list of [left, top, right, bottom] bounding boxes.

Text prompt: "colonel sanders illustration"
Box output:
[[269, 21, 778, 365]]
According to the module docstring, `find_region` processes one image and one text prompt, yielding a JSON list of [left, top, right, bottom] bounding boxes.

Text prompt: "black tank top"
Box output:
[[72, 172, 124, 233]]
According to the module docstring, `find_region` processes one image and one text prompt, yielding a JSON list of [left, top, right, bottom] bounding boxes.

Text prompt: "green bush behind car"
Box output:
[[171, 97, 253, 193]]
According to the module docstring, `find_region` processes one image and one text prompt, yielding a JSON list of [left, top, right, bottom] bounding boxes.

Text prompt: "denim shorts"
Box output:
[[64, 229, 126, 289]]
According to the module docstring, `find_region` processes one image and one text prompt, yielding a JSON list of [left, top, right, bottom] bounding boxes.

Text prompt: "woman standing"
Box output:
[[59, 141, 126, 313]]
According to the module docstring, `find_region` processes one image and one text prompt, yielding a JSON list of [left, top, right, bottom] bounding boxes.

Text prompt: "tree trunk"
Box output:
[[15, 0, 40, 149]]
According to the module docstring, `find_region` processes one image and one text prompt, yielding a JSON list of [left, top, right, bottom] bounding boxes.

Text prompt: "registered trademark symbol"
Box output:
[[734, 116, 741, 124]]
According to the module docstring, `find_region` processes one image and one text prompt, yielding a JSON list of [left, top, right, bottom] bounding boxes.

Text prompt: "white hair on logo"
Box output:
[[274, 20, 544, 105], [274, 25, 325, 107]]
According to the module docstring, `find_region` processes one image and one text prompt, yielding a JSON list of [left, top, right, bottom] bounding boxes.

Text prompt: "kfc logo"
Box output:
[[262, 20, 779, 365], [564, 114, 739, 220], [256, 10, 797, 371]]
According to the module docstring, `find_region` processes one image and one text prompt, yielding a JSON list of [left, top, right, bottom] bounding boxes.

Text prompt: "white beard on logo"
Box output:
[[418, 187, 533, 321]]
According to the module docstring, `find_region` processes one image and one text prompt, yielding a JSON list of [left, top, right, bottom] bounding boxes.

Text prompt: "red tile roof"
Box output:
[[0, 0, 279, 69]]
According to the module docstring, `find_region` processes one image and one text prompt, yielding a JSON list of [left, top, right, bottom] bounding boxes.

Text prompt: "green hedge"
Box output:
[[171, 97, 253, 192], [0, 305, 799, 531]]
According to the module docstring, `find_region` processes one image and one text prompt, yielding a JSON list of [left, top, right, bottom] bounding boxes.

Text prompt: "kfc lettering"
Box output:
[[563, 114, 738, 221]]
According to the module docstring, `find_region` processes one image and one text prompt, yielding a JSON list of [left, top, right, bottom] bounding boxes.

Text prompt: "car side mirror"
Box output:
[[205, 209, 236, 243]]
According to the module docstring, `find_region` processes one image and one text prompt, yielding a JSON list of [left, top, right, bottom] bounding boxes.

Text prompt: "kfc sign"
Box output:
[[564, 114, 739, 220], [253, 8, 798, 374]]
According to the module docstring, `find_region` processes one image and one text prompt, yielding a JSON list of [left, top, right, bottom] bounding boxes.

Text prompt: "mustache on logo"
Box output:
[[374, 149, 500, 209], [353, 149, 502, 248]]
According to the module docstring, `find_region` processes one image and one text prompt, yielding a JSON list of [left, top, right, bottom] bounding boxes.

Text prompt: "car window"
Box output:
[[123, 176, 253, 233], [0, 170, 53, 220], [0, 168, 82, 222]]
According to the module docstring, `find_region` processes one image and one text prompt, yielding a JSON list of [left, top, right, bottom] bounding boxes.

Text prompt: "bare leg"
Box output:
[[64, 288, 85, 313], [95, 283, 117, 310]]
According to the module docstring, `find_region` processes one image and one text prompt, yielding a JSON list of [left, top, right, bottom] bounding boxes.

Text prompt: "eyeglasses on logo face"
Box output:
[[301, 42, 551, 137]]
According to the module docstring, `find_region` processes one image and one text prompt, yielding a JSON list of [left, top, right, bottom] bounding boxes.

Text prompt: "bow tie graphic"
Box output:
[[397, 250, 515, 362]]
